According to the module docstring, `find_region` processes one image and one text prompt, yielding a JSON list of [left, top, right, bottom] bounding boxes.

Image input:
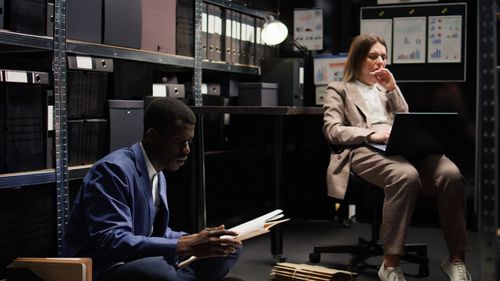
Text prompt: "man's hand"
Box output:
[[367, 130, 391, 144], [176, 225, 241, 258]]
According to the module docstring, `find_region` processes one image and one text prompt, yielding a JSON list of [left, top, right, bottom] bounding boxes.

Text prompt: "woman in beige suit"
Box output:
[[322, 34, 470, 281]]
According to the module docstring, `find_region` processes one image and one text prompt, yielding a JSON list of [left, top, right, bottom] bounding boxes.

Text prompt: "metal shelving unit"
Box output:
[[477, 0, 498, 280]]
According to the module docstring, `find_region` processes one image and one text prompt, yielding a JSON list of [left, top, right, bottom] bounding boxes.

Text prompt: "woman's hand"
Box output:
[[370, 68, 396, 92], [367, 130, 391, 144]]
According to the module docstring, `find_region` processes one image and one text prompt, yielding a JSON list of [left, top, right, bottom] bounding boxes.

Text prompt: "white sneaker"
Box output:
[[441, 259, 471, 281], [378, 264, 406, 281]]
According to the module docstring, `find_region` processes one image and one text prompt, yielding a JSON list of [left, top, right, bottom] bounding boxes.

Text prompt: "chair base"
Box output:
[[309, 237, 430, 277]]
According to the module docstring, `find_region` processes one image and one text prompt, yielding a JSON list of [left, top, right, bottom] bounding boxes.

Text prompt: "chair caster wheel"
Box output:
[[309, 253, 320, 263], [419, 265, 430, 277]]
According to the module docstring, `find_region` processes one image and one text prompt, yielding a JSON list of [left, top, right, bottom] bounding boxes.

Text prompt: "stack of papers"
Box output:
[[178, 209, 289, 268], [271, 262, 357, 281]]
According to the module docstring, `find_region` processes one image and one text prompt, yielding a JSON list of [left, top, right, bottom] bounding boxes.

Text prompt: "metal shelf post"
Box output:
[[53, 0, 70, 256]]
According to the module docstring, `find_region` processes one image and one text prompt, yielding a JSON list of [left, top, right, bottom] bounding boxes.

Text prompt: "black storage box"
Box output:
[[68, 119, 108, 166], [108, 100, 144, 152], [237, 82, 278, 106]]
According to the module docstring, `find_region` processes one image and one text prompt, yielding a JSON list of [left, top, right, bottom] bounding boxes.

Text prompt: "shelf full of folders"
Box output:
[[0, 0, 271, 75]]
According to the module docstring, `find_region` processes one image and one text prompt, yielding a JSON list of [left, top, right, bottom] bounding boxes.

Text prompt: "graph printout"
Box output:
[[360, 19, 393, 64], [428, 15, 462, 63], [393, 17, 426, 64]]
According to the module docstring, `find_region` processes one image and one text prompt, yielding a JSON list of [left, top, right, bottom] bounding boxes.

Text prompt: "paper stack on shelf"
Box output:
[[271, 262, 357, 281]]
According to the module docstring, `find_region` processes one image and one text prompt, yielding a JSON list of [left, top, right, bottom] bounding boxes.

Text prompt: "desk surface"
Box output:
[[190, 106, 324, 115]]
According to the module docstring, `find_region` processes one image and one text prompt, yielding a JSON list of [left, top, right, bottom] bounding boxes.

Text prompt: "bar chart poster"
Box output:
[[313, 55, 347, 85], [393, 17, 426, 64], [360, 19, 393, 64], [428, 15, 462, 63]]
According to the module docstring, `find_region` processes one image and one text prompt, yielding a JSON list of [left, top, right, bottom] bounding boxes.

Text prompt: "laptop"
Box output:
[[366, 112, 459, 158]]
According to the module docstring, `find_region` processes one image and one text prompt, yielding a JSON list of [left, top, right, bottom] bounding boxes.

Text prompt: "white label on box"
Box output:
[[76, 56, 93, 70], [201, 83, 208, 95], [152, 84, 167, 97], [299, 67, 304, 85], [202, 13, 208, 32], [5, 70, 28, 83], [47, 105, 54, 131]]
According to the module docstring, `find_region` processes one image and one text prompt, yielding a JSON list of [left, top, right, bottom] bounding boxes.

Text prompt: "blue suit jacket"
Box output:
[[62, 143, 187, 278]]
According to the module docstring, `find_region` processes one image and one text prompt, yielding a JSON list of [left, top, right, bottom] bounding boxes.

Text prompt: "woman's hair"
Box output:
[[143, 97, 196, 135], [343, 34, 387, 82]]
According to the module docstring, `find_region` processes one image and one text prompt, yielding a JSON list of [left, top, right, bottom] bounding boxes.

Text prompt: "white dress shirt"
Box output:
[[356, 80, 388, 126], [140, 142, 161, 216]]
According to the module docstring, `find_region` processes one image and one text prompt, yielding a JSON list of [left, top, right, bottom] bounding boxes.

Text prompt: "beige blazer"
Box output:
[[322, 81, 409, 199]]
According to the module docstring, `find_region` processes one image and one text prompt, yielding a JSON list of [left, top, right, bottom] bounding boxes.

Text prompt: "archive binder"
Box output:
[[176, 0, 194, 57], [239, 14, 248, 65], [0, 69, 50, 174], [231, 11, 241, 64], [255, 17, 265, 66], [141, 0, 176, 54], [66, 0, 102, 43], [104, 0, 141, 49], [224, 9, 232, 64], [7, 0, 47, 36], [201, 2, 208, 60], [67, 71, 108, 119], [68, 119, 108, 166], [207, 4, 222, 62]]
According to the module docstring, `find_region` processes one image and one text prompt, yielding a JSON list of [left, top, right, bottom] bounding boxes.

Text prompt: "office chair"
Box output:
[[309, 172, 430, 277]]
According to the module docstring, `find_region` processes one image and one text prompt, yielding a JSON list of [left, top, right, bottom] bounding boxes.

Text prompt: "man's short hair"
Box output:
[[143, 97, 196, 134]]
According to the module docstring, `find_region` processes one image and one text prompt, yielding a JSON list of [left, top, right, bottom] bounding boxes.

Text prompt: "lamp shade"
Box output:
[[261, 15, 288, 46]]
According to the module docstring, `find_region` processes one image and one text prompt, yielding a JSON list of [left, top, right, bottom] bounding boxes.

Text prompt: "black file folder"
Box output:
[[224, 9, 232, 64], [68, 119, 108, 166], [66, 0, 102, 43], [104, 0, 141, 49], [239, 14, 249, 65], [7, 0, 47, 36], [141, 0, 176, 54], [231, 11, 241, 64], [0, 0, 5, 29], [255, 17, 265, 66], [207, 4, 222, 62], [111, 60, 153, 99], [67, 71, 108, 119], [176, 0, 194, 57], [247, 15, 256, 66], [201, 3, 208, 60], [1, 83, 47, 173]]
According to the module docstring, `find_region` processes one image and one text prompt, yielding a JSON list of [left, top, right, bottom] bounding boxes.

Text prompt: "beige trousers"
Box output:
[[350, 145, 468, 256]]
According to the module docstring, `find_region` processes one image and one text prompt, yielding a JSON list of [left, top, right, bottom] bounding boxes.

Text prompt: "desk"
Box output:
[[190, 106, 324, 260]]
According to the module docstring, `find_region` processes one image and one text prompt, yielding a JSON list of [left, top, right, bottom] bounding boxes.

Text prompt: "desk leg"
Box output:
[[271, 116, 285, 262], [191, 113, 207, 232]]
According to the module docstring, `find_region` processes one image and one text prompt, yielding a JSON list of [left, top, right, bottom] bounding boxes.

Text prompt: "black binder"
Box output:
[[104, 0, 141, 49], [207, 4, 222, 62], [231, 11, 241, 64], [66, 0, 102, 43], [255, 17, 265, 66], [67, 71, 108, 119], [0, 0, 4, 29], [224, 9, 232, 64], [239, 14, 249, 65], [1, 83, 47, 173], [7, 0, 47, 36], [176, 0, 194, 57], [201, 2, 208, 60], [68, 119, 108, 166], [247, 15, 256, 66]]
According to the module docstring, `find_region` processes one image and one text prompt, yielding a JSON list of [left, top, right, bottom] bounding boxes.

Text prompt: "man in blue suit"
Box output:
[[63, 97, 242, 281]]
